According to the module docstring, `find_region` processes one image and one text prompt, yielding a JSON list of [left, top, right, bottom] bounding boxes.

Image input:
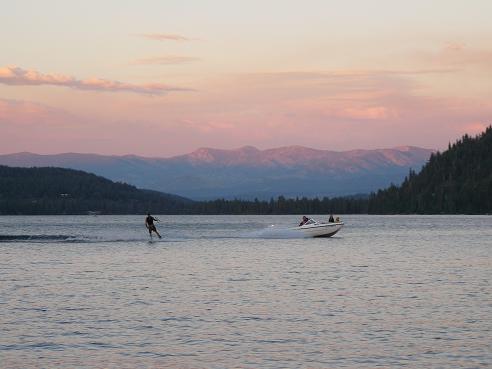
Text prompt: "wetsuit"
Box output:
[[146, 215, 157, 231]]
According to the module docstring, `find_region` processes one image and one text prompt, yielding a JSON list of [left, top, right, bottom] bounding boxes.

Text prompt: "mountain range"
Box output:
[[0, 145, 434, 200]]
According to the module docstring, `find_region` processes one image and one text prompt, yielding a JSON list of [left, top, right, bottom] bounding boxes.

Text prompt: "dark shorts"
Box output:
[[148, 224, 156, 231]]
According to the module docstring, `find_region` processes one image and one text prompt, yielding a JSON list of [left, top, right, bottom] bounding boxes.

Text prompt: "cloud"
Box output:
[[177, 66, 492, 151], [419, 44, 492, 69], [0, 98, 77, 126], [132, 55, 200, 65], [248, 68, 456, 85], [463, 122, 488, 135], [138, 33, 192, 42], [229, 69, 419, 107], [178, 118, 234, 133], [0, 66, 191, 95], [333, 106, 396, 120]]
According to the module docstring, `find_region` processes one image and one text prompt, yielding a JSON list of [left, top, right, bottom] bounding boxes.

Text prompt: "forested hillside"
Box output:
[[0, 166, 191, 214], [368, 126, 492, 214]]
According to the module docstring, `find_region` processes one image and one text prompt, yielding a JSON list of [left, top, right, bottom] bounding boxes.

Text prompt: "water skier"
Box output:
[[145, 213, 162, 239]]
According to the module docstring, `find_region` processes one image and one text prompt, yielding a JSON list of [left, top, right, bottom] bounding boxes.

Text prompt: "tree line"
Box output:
[[366, 125, 492, 214]]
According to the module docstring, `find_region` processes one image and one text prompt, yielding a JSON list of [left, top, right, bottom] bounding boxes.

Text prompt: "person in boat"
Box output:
[[329, 214, 335, 223], [299, 216, 310, 226], [335, 216, 340, 222], [145, 213, 161, 238]]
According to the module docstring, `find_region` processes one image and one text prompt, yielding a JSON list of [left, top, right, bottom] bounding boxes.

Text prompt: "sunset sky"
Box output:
[[1, 0, 491, 156]]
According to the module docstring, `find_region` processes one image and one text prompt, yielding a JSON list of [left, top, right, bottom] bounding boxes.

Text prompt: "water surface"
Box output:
[[1, 215, 491, 368]]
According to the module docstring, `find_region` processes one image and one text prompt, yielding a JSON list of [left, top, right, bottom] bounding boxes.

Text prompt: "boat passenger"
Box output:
[[335, 217, 340, 222], [299, 216, 310, 226], [329, 214, 335, 223]]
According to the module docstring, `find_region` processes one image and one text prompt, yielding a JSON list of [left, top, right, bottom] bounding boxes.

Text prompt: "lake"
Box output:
[[1, 215, 491, 368]]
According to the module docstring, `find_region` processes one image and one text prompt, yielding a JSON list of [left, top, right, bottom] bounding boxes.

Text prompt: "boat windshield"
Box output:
[[302, 218, 317, 225]]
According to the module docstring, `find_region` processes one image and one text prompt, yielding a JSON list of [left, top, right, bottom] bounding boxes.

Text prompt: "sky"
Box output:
[[1, 0, 491, 157]]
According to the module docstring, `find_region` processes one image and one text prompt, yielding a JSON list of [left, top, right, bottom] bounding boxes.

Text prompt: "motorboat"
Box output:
[[290, 218, 344, 238]]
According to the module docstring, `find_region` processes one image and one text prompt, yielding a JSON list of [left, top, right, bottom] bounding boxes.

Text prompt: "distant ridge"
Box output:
[[173, 145, 430, 168], [0, 145, 434, 200]]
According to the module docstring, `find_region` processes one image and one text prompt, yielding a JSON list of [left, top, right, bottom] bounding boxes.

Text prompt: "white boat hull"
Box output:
[[290, 222, 344, 238]]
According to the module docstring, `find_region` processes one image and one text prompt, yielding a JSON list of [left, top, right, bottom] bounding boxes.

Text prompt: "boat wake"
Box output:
[[0, 234, 181, 244], [0, 234, 88, 243], [242, 225, 308, 239]]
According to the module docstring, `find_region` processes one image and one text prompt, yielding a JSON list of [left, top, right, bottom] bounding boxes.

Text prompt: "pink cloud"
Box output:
[[335, 106, 396, 120], [463, 122, 488, 135], [1, 62, 490, 156], [419, 44, 492, 68], [166, 69, 491, 152], [179, 118, 235, 133], [132, 55, 200, 65], [0, 66, 191, 95], [0, 98, 76, 126], [138, 33, 192, 41]]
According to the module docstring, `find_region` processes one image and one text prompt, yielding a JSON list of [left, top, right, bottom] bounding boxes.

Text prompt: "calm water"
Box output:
[[0, 215, 491, 369]]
